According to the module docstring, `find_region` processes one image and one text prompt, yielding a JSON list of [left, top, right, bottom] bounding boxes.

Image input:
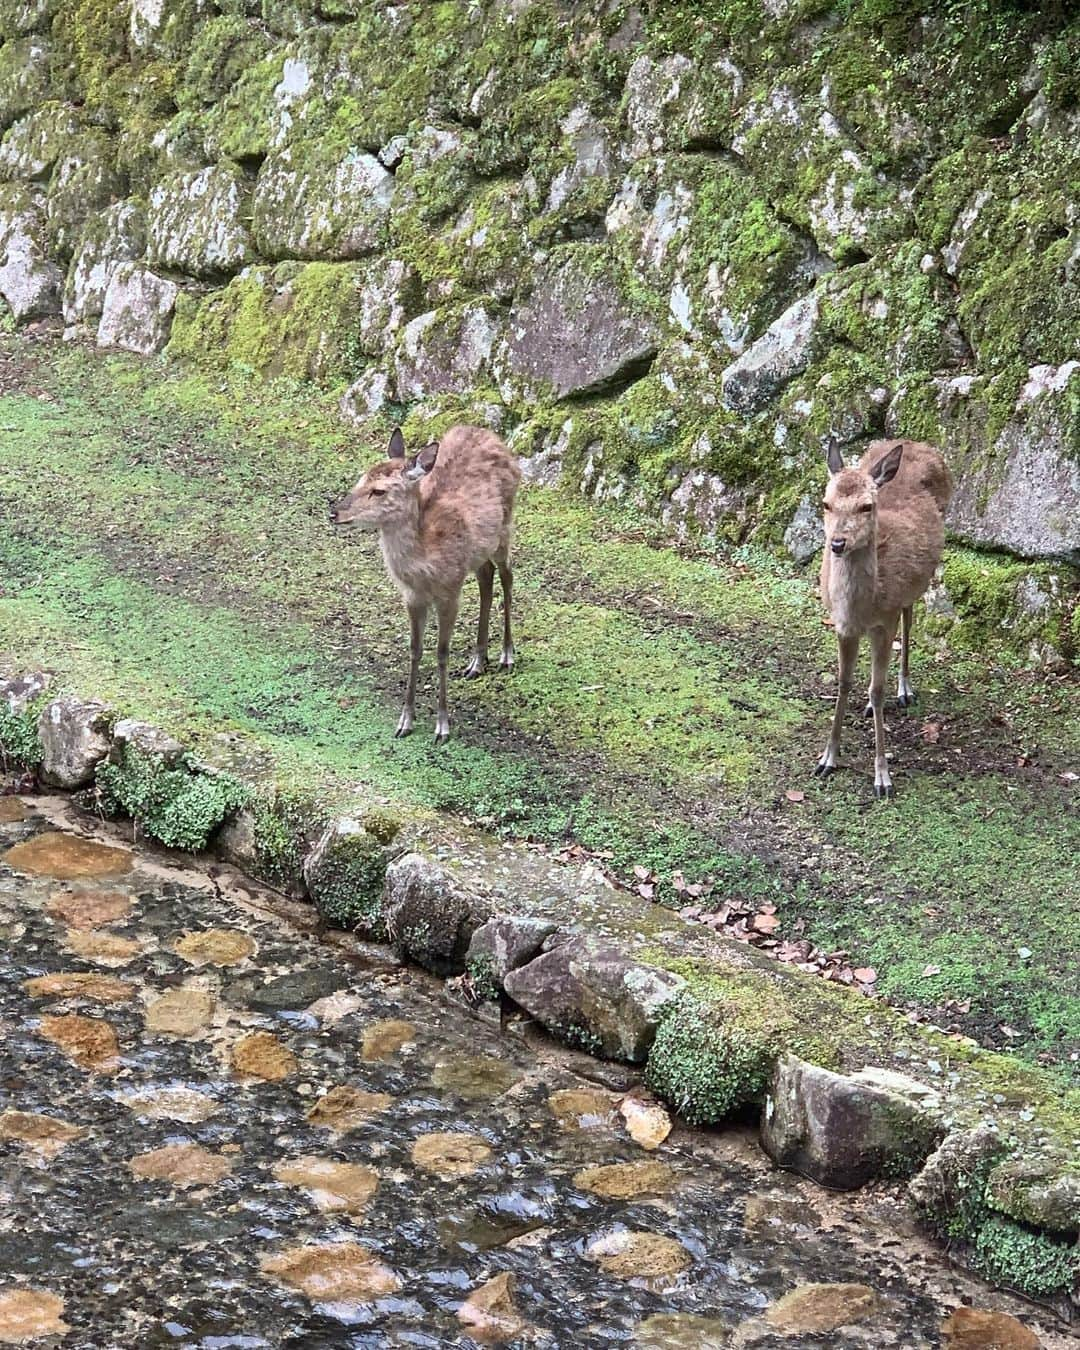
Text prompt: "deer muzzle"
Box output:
[[831, 537, 847, 556]]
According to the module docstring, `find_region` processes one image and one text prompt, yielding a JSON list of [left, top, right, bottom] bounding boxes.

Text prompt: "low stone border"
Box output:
[[2, 667, 1078, 1314]]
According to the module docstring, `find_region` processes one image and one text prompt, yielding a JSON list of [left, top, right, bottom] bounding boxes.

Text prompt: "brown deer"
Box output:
[[815, 437, 953, 797], [331, 425, 521, 742]]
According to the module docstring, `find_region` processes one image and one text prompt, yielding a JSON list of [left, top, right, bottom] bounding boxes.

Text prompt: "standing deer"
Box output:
[[815, 437, 953, 797], [330, 425, 521, 743]]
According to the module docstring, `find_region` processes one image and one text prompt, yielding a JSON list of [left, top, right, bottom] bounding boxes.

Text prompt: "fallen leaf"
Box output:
[[920, 964, 941, 978], [785, 789, 806, 803], [853, 967, 877, 984], [921, 721, 942, 743]]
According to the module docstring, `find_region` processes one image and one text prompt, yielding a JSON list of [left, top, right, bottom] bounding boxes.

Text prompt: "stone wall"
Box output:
[[1, 0, 1079, 573]]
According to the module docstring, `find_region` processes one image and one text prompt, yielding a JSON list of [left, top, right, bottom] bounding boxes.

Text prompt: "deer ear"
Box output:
[[404, 443, 439, 481], [387, 427, 406, 460], [869, 442, 903, 487], [825, 439, 845, 476]]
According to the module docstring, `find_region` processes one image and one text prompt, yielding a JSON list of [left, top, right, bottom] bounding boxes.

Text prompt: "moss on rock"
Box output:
[[94, 743, 249, 851]]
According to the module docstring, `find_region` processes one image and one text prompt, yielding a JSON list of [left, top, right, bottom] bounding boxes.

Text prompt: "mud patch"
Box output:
[[0, 797, 28, 823]]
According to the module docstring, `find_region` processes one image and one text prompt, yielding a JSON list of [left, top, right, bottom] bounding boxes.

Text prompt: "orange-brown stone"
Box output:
[[0, 1111, 83, 1159], [261, 1242, 400, 1303], [62, 929, 141, 966], [45, 888, 132, 928], [361, 1019, 416, 1061], [174, 928, 256, 966], [457, 1272, 526, 1344], [128, 1143, 233, 1188], [573, 1161, 677, 1199], [411, 1131, 493, 1178], [231, 1031, 298, 1081], [24, 971, 135, 1003], [144, 987, 215, 1038], [0, 1287, 69, 1343], [0, 796, 27, 823], [941, 1307, 1042, 1350], [764, 1284, 883, 1335], [586, 1230, 692, 1285], [306, 1085, 393, 1132], [272, 1157, 379, 1214], [37, 1014, 119, 1071], [5, 832, 132, 880]]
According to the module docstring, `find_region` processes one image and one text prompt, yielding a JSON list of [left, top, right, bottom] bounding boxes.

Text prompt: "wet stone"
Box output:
[[3, 832, 132, 879], [411, 1131, 493, 1178], [144, 986, 215, 1038], [23, 971, 135, 1003], [174, 927, 256, 966], [128, 1143, 233, 1188], [272, 1156, 380, 1214], [118, 1086, 219, 1122], [457, 1271, 526, 1345], [361, 1017, 416, 1060], [260, 1241, 401, 1304], [45, 887, 132, 927], [37, 1013, 119, 1071], [0, 1110, 82, 1159], [306, 1085, 394, 1132], [245, 968, 347, 1011], [586, 1229, 692, 1286], [743, 1194, 822, 1236], [573, 1161, 678, 1200], [61, 928, 141, 965], [620, 1095, 672, 1152], [231, 1030, 299, 1081], [431, 1054, 522, 1101], [0, 1287, 68, 1343], [0, 798, 27, 823], [763, 1282, 883, 1335], [635, 1313, 733, 1348], [547, 1087, 618, 1129], [941, 1307, 1042, 1349]]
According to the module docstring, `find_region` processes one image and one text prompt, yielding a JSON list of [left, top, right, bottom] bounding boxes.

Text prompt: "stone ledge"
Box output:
[[1, 666, 1077, 1308]]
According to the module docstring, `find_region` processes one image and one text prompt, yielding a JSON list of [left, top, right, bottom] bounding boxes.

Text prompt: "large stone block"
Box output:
[[0, 103, 80, 181], [465, 914, 559, 985], [762, 1056, 944, 1189], [38, 696, 114, 790], [720, 292, 821, 415], [0, 184, 62, 320], [63, 200, 146, 326], [147, 166, 254, 279], [394, 304, 501, 402], [382, 852, 492, 977], [97, 264, 179, 355], [253, 144, 393, 261], [0, 37, 52, 130], [46, 132, 125, 260], [500, 248, 660, 400], [503, 937, 684, 1062]]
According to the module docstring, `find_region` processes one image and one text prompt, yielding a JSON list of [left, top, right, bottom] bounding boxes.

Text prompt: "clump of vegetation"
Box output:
[[308, 828, 388, 934], [0, 701, 43, 770], [645, 992, 774, 1124], [95, 746, 248, 851], [972, 1218, 1079, 1298], [464, 953, 500, 1003]]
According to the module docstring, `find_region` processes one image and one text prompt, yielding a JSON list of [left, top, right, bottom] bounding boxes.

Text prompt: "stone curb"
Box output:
[[1, 668, 1077, 1309]]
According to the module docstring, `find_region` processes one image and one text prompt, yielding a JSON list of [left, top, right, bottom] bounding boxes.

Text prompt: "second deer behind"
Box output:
[[331, 425, 521, 743]]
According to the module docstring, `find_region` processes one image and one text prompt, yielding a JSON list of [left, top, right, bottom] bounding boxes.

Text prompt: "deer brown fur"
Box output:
[[816, 437, 953, 797], [331, 425, 521, 742]]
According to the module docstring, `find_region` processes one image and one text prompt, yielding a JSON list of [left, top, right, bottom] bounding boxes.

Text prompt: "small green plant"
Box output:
[[95, 746, 248, 851], [0, 702, 42, 770], [309, 829, 388, 934], [645, 993, 773, 1124], [973, 1218, 1079, 1299], [464, 954, 500, 1003]]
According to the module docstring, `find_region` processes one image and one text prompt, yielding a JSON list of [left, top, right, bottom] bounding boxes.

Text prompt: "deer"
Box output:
[[330, 425, 521, 743], [815, 437, 953, 798]]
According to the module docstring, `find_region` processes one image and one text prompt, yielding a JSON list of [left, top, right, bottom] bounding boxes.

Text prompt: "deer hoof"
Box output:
[[896, 691, 917, 708], [874, 782, 895, 799], [498, 646, 515, 671], [863, 702, 873, 718], [463, 656, 488, 679], [394, 714, 414, 738], [813, 760, 835, 778], [433, 714, 451, 744]]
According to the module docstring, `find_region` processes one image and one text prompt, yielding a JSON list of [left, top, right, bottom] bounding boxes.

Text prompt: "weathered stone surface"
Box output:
[[908, 1124, 1003, 1223], [986, 1152, 1080, 1235], [763, 1282, 882, 1335], [0, 0, 59, 37], [465, 914, 559, 985], [109, 718, 186, 765], [382, 852, 492, 976], [0, 669, 49, 713], [253, 144, 393, 261], [720, 292, 821, 414], [0, 37, 52, 130], [783, 493, 824, 564], [940, 1307, 1041, 1349], [147, 166, 254, 278], [63, 200, 146, 325], [340, 369, 391, 422], [302, 815, 388, 933], [394, 304, 501, 402], [503, 937, 684, 1062], [500, 248, 661, 400], [97, 263, 179, 355], [0, 103, 79, 181], [45, 131, 123, 259], [761, 1055, 943, 1189], [0, 184, 62, 319], [37, 695, 113, 789], [130, 0, 210, 57]]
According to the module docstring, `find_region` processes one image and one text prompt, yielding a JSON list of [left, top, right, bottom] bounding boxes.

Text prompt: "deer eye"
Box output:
[[370, 487, 387, 498], [858, 503, 873, 513]]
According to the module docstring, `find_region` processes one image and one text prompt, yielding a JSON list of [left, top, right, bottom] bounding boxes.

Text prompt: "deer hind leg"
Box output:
[[434, 596, 458, 744], [396, 602, 427, 738], [465, 561, 495, 679], [816, 632, 859, 777], [869, 618, 899, 798], [896, 604, 916, 706], [496, 547, 514, 670]]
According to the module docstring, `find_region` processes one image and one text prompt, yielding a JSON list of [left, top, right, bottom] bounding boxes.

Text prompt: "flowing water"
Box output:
[[0, 796, 1069, 1349]]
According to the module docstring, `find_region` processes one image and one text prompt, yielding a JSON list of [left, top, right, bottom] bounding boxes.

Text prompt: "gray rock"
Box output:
[[245, 967, 347, 1011], [147, 166, 254, 279], [394, 304, 500, 402], [63, 200, 146, 325], [46, 133, 124, 259], [382, 852, 492, 977], [544, 104, 613, 216], [339, 369, 391, 423], [762, 1055, 943, 1189], [0, 184, 62, 319], [941, 363, 1080, 563], [986, 1153, 1080, 1236], [109, 717, 186, 767], [0, 37, 52, 130], [215, 806, 258, 872], [253, 144, 394, 260], [37, 695, 114, 789], [623, 52, 738, 156], [97, 263, 178, 355], [909, 1124, 1004, 1223], [501, 248, 660, 400], [465, 914, 560, 984], [720, 292, 821, 415], [0, 669, 50, 713], [661, 467, 747, 541], [503, 937, 684, 1063], [354, 258, 421, 357], [129, 0, 210, 56], [0, 0, 60, 38], [0, 103, 79, 180], [783, 494, 824, 564]]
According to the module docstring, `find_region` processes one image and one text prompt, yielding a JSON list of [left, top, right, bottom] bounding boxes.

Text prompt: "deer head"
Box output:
[[330, 428, 440, 531], [822, 440, 903, 557]]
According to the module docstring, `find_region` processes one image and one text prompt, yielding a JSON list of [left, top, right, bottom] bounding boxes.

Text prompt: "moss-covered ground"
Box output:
[[0, 335, 1076, 1076]]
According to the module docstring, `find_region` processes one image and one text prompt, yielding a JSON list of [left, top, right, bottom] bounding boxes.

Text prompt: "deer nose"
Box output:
[[831, 537, 847, 556]]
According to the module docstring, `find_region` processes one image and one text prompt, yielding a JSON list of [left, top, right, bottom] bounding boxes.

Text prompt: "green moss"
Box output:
[[52, 0, 130, 114], [309, 829, 387, 933], [252, 789, 319, 894], [181, 14, 270, 109], [205, 50, 281, 163], [359, 807, 402, 845], [645, 992, 774, 1124], [937, 548, 1077, 660], [95, 745, 249, 852], [972, 1218, 1079, 1298]]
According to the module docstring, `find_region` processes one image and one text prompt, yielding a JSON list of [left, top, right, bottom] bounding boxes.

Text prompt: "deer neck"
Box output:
[[378, 499, 426, 594], [827, 531, 879, 636]]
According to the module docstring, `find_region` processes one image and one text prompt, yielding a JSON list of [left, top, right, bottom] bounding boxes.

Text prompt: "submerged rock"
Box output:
[[0, 1287, 69, 1343], [940, 1307, 1041, 1349], [761, 1055, 943, 1189], [763, 1282, 882, 1335], [504, 938, 683, 1062], [261, 1241, 401, 1304], [4, 832, 132, 880], [457, 1271, 526, 1344]]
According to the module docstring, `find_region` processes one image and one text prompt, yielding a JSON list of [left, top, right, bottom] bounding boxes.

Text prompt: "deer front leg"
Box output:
[[870, 619, 899, 798], [497, 553, 514, 670], [465, 562, 494, 678], [396, 602, 427, 738], [434, 596, 458, 743], [897, 604, 915, 706], [816, 632, 859, 777]]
